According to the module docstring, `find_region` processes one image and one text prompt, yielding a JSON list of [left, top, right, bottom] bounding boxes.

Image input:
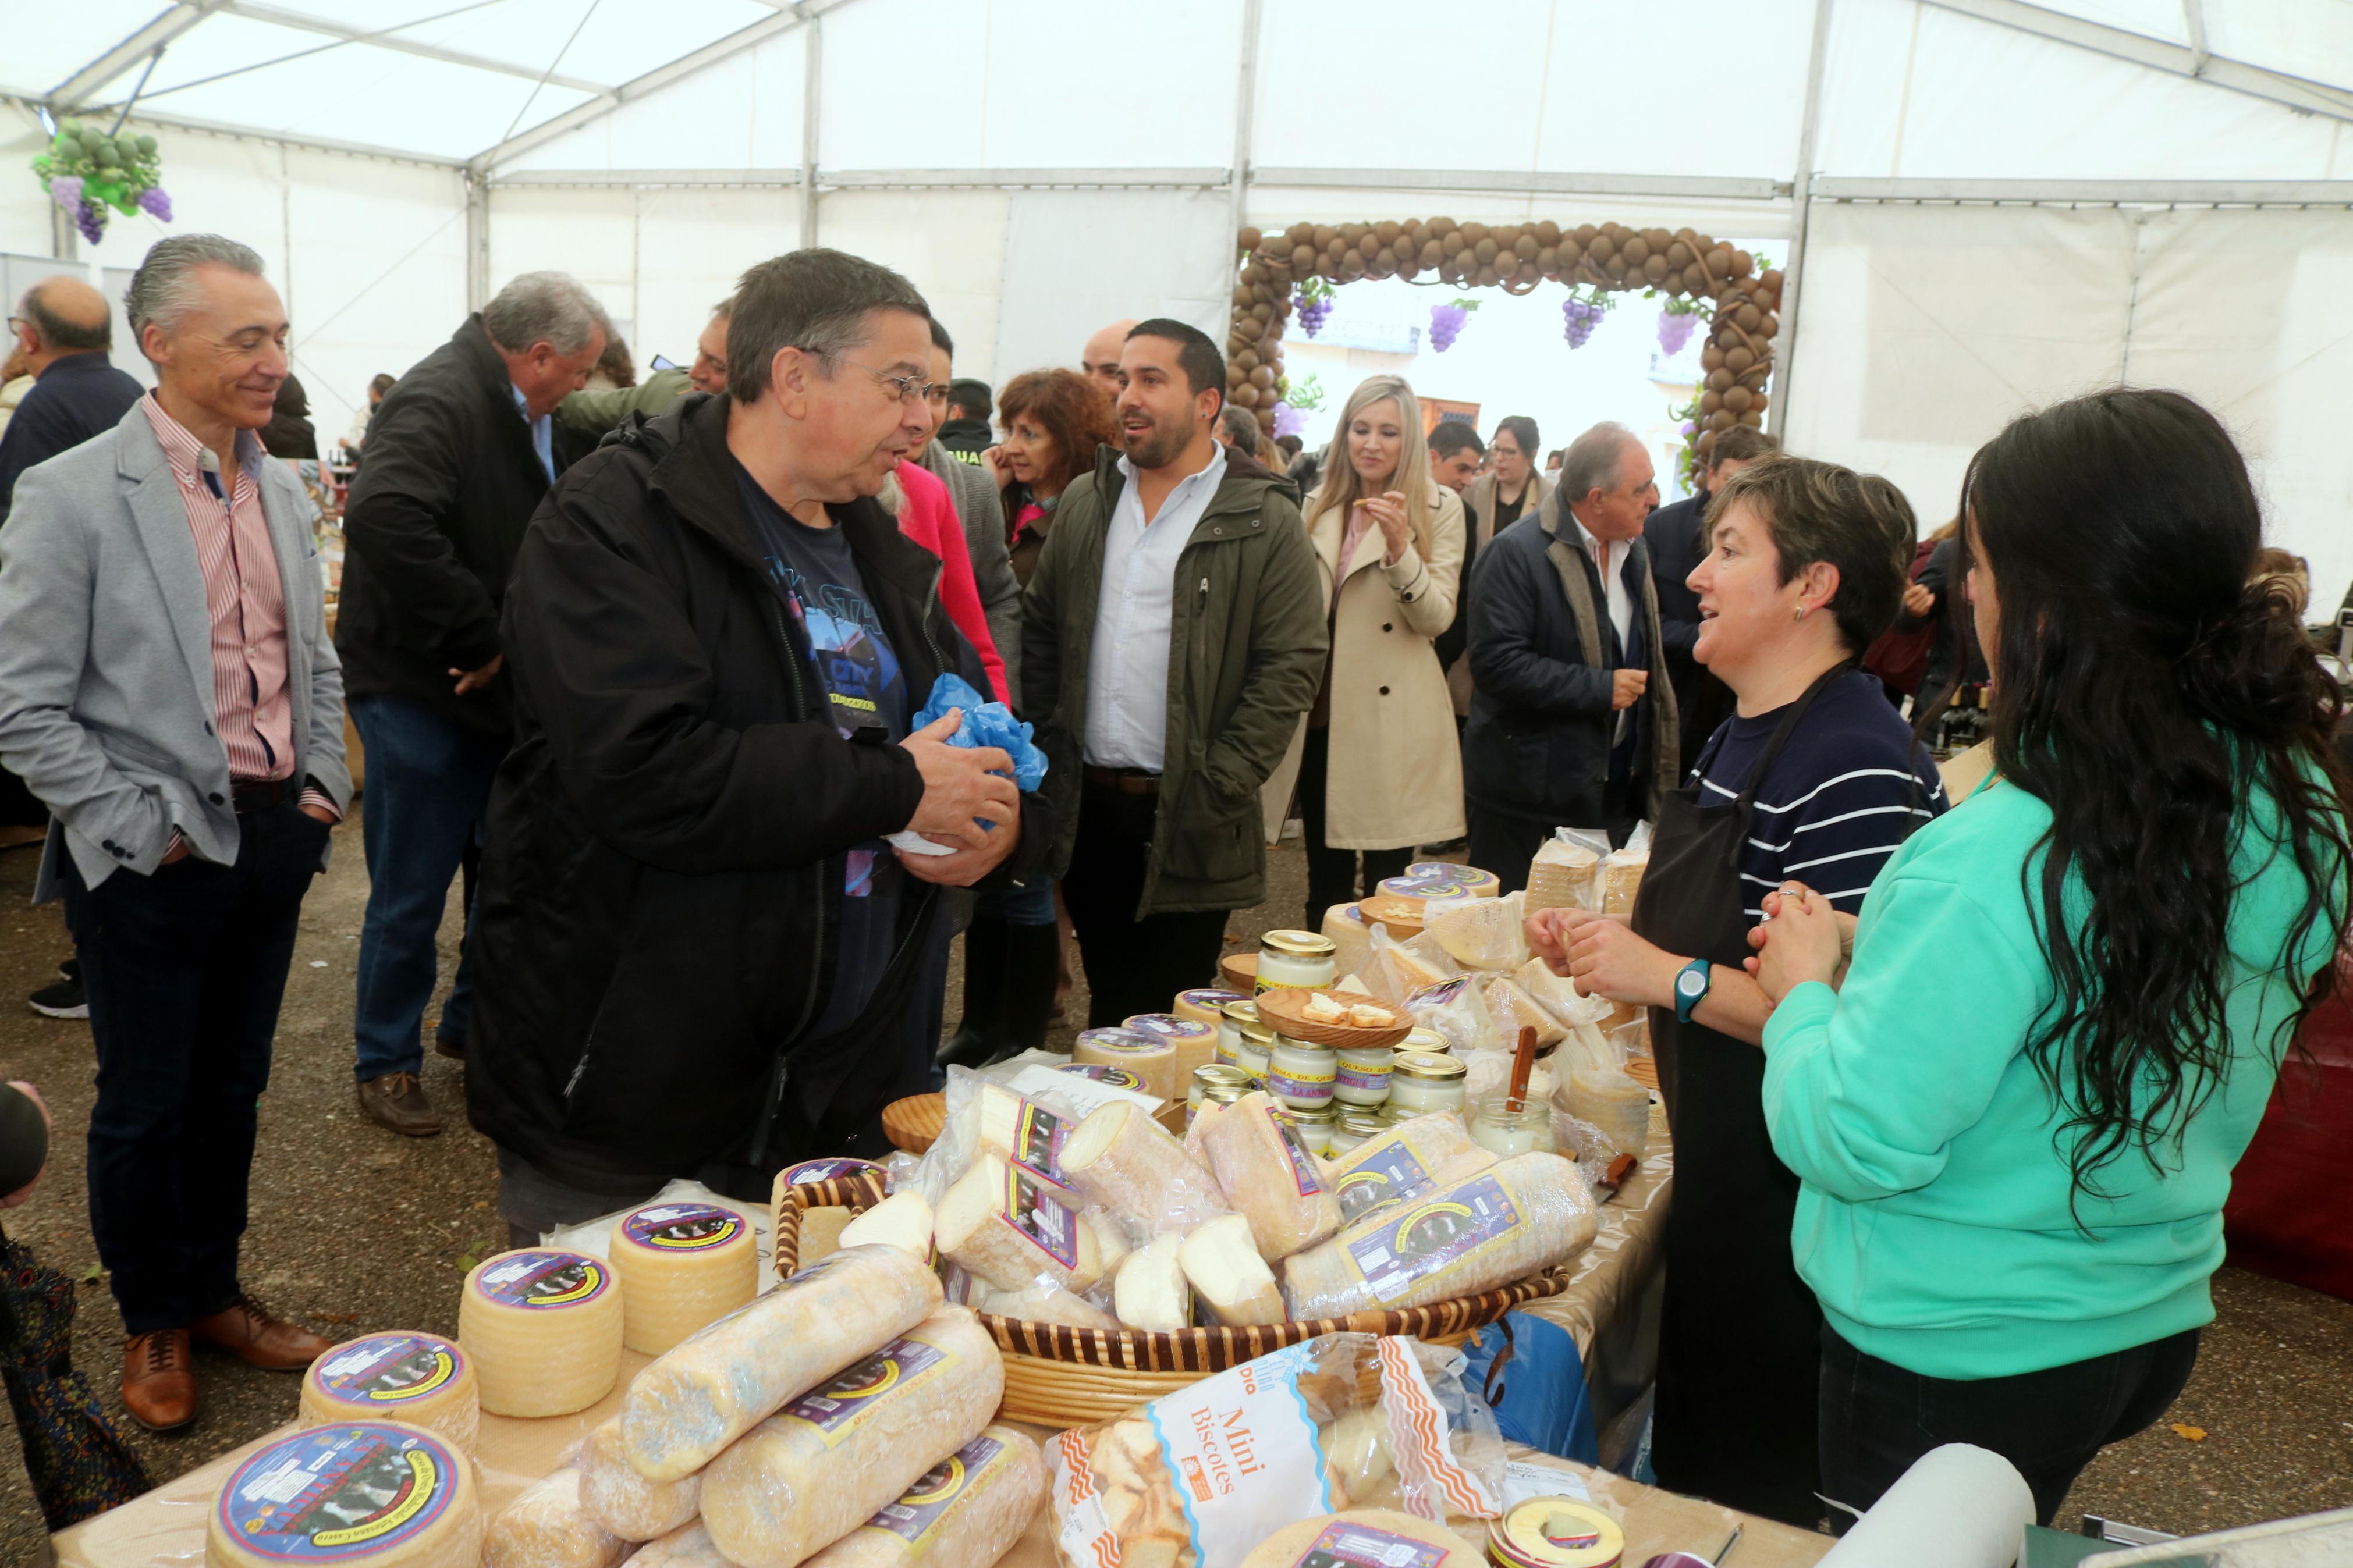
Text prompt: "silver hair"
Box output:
[[123, 234, 265, 358], [480, 271, 605, 357], [1559, 421, 1640, 504]]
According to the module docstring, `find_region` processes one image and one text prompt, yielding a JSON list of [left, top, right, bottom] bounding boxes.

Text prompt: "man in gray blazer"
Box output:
[[0, 235, 350, 1432]]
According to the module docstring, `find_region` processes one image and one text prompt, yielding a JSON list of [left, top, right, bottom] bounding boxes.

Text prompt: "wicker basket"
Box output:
[[774, 1183, 1570, 1426]]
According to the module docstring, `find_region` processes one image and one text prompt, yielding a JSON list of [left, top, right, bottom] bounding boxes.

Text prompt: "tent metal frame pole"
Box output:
[[1813, 177, 2353, 204], [47, 2, 222, 111], [798, 9, 821, 244], [466, 172, 489, 312], [1770, 0, 1836, 439], [1229, 0, 1261, 250]]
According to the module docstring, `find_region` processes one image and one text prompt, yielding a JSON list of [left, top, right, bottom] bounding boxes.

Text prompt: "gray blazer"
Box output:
[[918, 438, 1022, 698], [0, 401, 350, 902]]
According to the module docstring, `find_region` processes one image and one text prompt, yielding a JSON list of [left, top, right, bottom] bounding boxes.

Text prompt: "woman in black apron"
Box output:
[[1527, 458, 1944, 1526]]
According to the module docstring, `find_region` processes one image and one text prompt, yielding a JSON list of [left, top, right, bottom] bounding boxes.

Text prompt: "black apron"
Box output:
[[1630, 664, 1844, 1529]]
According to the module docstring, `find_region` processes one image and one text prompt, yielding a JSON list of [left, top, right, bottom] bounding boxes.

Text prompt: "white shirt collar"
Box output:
[[1116, 438, 1228, 502]]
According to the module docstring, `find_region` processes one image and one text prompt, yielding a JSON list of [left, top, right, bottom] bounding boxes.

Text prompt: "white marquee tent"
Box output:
[[5, 0, 2353, 596]]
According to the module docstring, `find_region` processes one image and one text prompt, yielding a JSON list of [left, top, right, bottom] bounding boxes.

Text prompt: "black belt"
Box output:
[[1084, 766, 1160, 796], [232, 780, 289, 815]]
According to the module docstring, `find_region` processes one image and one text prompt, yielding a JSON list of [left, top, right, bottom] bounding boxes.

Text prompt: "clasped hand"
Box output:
[[1744, 882, 1850, 1001], [897, 709, 1023, 886]]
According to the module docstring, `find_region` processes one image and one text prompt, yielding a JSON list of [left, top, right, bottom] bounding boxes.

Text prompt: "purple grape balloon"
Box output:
[[1656, 309, 1697, 357], [1272, 401, 1308, 439], [48, 175, 84, 212], [76, 200, 105, 246], [1293, 287, 1332, 339], [1429, 303, 1468, 353], [1561, 297, 1602, 350], [139, 186, 173, 222]]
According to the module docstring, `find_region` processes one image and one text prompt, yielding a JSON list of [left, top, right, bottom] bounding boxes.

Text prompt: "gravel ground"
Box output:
[[0, 822, 2347, 1560]]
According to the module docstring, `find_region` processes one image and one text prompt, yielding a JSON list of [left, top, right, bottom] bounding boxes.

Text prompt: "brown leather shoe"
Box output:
[[191, 1296, 335, 1371], [121, 1329, 196, 1431], [357, 1071, 442, 1136]]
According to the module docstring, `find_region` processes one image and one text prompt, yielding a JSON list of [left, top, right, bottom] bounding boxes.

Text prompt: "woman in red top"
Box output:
[[889, 458, 1009, 704]]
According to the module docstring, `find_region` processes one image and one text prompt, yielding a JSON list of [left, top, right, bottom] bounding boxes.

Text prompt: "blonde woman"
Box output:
[[1262, 376, 1467, 923]]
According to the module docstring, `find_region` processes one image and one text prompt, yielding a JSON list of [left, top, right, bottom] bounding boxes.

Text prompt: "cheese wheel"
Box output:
[[459, 1249, 624, 1418], [1524, 839, 1598, 915], [1238, 1510, 1485, 1568], [1565, 1065, 1651, 1161], [701, 1309, 1005, 1568], [1405, 862, 1502, 901], [299, 1331, 479, 1455], [626, 1521, 738, 1567], [935, 1153, 1103, 1293], [1196, 1091, 1341, 1261], [484, 1468, 629, 1568], [798, 1208, 856, 1267], [837, 1190, 935, 1261], [1600, 848, 1649, 915], [803, 1426, 1045, 1568], [208, 1422, 480, 1568], [623, 1242, 945, 1484], [1121, 1012, 1219, 1086], [1177, 1213, 1286, 1326], [1059, 1100, 1230, 1234], [1172, 988, 1245, 1029], [1073, 1027, 1179, 1100], [1112, 1233, 1192, 1332], [1482, 977, 1566, 1052], [1283, 1151, 1599, 1318], [612, 1200, 761, 1356], [580, 1417, 701, 1541], [1320, 904, 1375, 984]]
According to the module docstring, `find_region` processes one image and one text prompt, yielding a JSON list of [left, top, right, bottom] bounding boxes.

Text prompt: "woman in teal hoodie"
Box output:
[[1748, 388, 2352, 1527]]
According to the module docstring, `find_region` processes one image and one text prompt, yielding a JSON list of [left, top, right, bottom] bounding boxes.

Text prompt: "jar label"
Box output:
[[779, 1332, 956, 1446], [622, 1203, 744, 1252], [1336, 1062, 1392, 1093], [1004, 1165, 1082, 1270], [1334, 1143, 1431, 1224], [215, 1426, 461, 1560], [860, 1432, 1012, 1547], [1290, 1520, 1453, 1568], [1265, 1063, 1335, 1098], [1255, 977, 1319, 994], [1343, 1171, 1526, 1306], [309, 1335, 463, 1407], [474, 1250, 609, 1309], [1272, 1114, 1326, 1197]]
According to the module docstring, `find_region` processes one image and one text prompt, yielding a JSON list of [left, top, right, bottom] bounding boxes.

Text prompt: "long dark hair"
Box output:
[[1965, 388, 2351, 1210]]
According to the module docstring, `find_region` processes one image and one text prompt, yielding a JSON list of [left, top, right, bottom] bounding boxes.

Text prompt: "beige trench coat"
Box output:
[[1261, 478, 1468, 849]]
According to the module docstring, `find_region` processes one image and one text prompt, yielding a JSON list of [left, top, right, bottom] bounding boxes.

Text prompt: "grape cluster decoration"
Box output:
[[33, 120, 172, 246], [1655, 309, 1698, 357], [1291, 278, 1335, 339], [1428, 302, 1470, 353], [1561, 296, 1604, 350]]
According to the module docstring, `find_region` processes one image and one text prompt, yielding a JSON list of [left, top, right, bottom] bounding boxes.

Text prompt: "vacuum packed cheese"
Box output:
[[1238, 1510, 1485, 1568], [803, 1427, 1045, 1568], [1178, 1214, 1286, 1326], [975, 1281, 1119, 1330], [459, 1249, 624, 1418], [208, 1422, 480, 1568], [1122, 1012, 1220, 1086], [1320, 904, 1376, 984], [975, 1085, 1074, 1187], [1112, 1233, 1193, 1332], [298, 1330, 479, 1454], [580, 1417, 702, 1541], [701, 1307, 1005, 1568], [1564, 1065, 1651, 1160], [1481, 977, 1566, 1053], [1059, 1100, 1230, 1233], [626, 1522, 738, 1567], [1283, 1152, 1598, 1318], [1423, 895, 1528, 973], [1195, 1091, 1341, 1261], [837, 1190, 935, 1261], [1322, 1112, 1496, 1226], [1074, 1027, 1179, 1100], [936, 1153, 1103, 1293], [1523, 838, 1599, 914], [1599, 848, 1649, 915], [483, 1468, 629, 1568], [1512, 958, 1613, 1029], [1365, 942, 1450, 1008], [612, 1200, 761, 1356], [622, 1243, 945, 1483]]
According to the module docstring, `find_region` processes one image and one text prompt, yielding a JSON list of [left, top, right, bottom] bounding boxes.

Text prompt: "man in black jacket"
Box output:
[[1464, 421, 1678, 885], [464, 248, 1048, 1241], [1644, 426, 1776, 775], [336, 272, 608, 1137]]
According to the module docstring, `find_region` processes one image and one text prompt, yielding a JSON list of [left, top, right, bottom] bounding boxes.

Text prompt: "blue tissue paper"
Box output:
[[911, 673, 1049, 792]]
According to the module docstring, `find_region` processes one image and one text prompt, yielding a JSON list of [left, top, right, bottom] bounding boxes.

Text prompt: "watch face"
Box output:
[[1678, 968, 1706, 998]]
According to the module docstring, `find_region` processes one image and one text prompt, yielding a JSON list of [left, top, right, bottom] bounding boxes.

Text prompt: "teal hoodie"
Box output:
[[1761, 772, 2341, 1379]]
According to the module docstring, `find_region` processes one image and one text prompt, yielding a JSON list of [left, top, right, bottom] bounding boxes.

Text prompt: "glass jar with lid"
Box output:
[[1470, 1098, 1557, 1158], [1187, 1064, 1252, 1125], [1284, 1103, 1338, 1156], [1401, 1027, 1453, 1057], [1330, 1108, 1389, 1154], [1216, 998, 1262, 1071], [1266, 1036, 1337, 1110], [1387, 1050, 1468, 1116], [1219, 1006, 1275, 1084], [1256, 930, 1338, 995], [1334, 1044, 1394, 1107]]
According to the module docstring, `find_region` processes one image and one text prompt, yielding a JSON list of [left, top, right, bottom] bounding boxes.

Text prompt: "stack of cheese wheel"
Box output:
[[298, 1330, 480, 1454], [208, 1421, 481, 1568], [1120, 1012, 1218, 1083], [610, 1199, 761, 1355], [775, 1156, 890, 1269], [459, 1248, 624, 1417], [1073, 1026, 1177, 1098], [1524, 838, 1599, 914], [1170, 987, 1244, 1029], [1404, 860, 1502, 899], [1319, 903, 1375, 982]]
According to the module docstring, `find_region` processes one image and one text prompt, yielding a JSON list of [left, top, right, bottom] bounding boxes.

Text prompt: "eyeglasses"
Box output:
[[818, 353, 940, 406]]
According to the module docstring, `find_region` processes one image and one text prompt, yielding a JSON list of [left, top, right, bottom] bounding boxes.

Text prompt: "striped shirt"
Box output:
[[1690, 669, 1946, 918]]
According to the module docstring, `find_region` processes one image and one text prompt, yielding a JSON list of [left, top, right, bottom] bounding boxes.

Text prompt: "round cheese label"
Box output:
[[780, 1156, 886, 1186], [1177, 987, 1245, 1013], [216, 1425, 462, 1560], [620, 1202, 746, 1253], [472, 1250, 610, 1309], [307, 1334, 466, 1409], [1378, 869, 1469, 901], [1407, 861, 1500, 895], [1076, 1027, 1167, 1057], [1119, 1013, 1215, 1041], [1056, 1062, 1146, 1091]]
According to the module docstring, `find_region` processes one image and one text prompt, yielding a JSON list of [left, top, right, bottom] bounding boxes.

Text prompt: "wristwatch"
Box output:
[[1673, 958, 1713, 1023]]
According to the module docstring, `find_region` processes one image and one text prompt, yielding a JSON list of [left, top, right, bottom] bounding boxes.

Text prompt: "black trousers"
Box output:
[[1468, 781, 1639, 894], [64, 805, 328, 1333], [1818, 1322, 2201, 1528], [1061, 780, 1232, 1027], [1297, 726, 1412, 926]]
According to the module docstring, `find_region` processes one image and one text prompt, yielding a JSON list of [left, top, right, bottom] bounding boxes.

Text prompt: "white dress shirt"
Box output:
[[1573, 510, 1637, 742], [1084, 442, 1229, 771]]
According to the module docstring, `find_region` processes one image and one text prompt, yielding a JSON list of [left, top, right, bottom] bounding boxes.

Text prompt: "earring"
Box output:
[[1793, 607, 1807, 621]]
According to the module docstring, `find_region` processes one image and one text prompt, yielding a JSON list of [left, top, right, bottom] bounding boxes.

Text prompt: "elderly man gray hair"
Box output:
[[333, 268, 609, 1140]]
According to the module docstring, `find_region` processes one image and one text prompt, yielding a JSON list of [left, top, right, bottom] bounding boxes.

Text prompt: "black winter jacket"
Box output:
[[464, 393, 1054, 1196], [336, 316, 551, 734]]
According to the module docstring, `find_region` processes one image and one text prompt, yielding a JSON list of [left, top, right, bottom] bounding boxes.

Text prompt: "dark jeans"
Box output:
[[1062, 780, 1231, 1027], [1297, 726, 1412, 926], [1468, 781, 1638, 894], [65, 804, 328, 1333], [1818, 1323, 2201, 1528], [349, 695, 507, 1079]]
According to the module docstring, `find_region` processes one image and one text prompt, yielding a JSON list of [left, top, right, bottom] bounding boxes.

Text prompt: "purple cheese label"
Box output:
[[215, 1425, 461, 1560], [1407, 860, 1498, 893], [1179, 988, 1245, 1014], [860, 1433, 1011, 1546], [1272, 1114, 1326, 1197], [1379, 869, 1468, 900], [1407, 976, 1472, 1008], [308, 1334, 466, 1408], [1076, 1027, 1166, 1058], [1334, 1142, 1433, 1224], [780, 1156, 886, 1186], [621, 1202, 745, 1252], [1006, 1165, 1082, 1270], [1012, 1102, 1068, 1185], [1344, 1172, 1525, 1306], [1293, 1521, 1453, 1568], [473, 1249, 609, 1309], [1056, 1063, 1145, 1091], [778, 1333, 956, 1446], [1123, 1014, 1214, 1041]]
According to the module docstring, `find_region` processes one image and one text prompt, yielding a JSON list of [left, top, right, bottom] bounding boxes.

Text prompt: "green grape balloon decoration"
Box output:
[[33, 121, 173, 245]]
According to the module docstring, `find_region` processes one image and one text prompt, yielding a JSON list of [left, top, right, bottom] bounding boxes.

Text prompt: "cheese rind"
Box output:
[[1058, 1101, 1230, 1233], [207, 1422, 480, 1568], [1196, 1091, 1341, 1262], [1237, 1510, 1485, 1568], [298, 1330, 480, 1455], [1320, 904, 1376, 983], [482, 1467, 629, 1568], [625, 1521, 738, 1567], [459, 1249, 624, 1418], [701, 1308, 1005, 1568], [935, 1153, 1104, 1293], [621, 1243, 945, 1484], [1074, 1027, 1180, 1100], [612, 1201, 762, 1356], [1177, 1214, 1286, 1326], [801, 1426, 1045, 1568], [580, 1417, 702, 1541]]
